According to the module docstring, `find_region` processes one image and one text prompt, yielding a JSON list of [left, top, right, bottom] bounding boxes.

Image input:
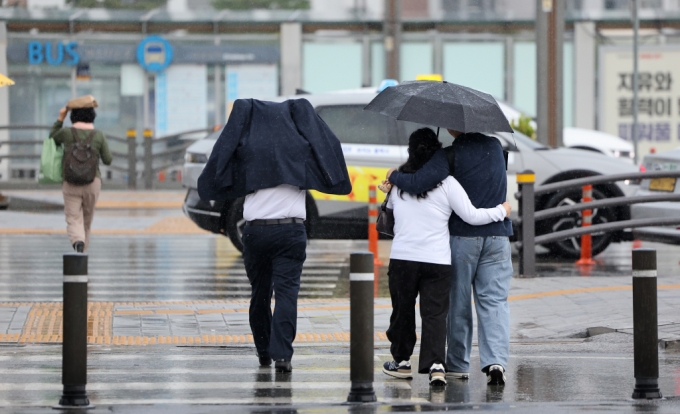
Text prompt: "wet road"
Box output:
[[0, 234, 348, 301], [2, 233, 680, 301], [0, 333, 679, 412]]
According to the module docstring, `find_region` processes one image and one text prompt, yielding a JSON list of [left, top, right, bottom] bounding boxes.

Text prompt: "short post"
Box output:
[[126, 129, 137, 190], [347, 252, 377, 403], [517, 170, 536, 277], [143, 129, 153, 190], [576, 184, 596, 265], [55, 253, 93, 409], [631, 248, 662, 400], [367, 185, 382, 296]]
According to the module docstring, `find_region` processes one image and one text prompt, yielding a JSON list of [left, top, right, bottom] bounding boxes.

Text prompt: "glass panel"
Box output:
[[513, 41, 536, 117], [513, 40, 576, 126], [371, 42, 385, 87], [303, 42, 362, 93], [316, 105, 393, 145], [443, 42, 504, 99], [400, 42, 433, 82]]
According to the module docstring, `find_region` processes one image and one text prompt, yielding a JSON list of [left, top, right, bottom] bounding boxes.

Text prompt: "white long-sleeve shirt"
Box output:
[[386, 176, 507, 265]]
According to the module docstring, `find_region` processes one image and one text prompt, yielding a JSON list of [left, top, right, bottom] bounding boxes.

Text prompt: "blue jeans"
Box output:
[[242, 223, 307, 361], [446, 236, 512, 373]]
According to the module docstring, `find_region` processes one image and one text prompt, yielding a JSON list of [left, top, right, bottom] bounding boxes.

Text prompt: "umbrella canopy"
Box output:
[[0, 73, 14, 87], [364, 80, 513, 134]]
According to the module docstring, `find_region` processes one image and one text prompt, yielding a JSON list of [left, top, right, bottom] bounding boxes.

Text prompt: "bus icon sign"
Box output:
[[137, 36, 173, 72]]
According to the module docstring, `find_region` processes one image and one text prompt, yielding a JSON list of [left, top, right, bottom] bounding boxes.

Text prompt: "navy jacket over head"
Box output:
[[389, 133, 513, 237], [198, 98, 352, 201]]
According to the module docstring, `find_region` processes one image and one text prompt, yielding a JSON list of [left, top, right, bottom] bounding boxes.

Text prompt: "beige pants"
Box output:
[[62, 177, 101, 251]]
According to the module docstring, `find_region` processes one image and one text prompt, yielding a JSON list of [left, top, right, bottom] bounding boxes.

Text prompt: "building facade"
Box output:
[[1, 3, 680, 181]]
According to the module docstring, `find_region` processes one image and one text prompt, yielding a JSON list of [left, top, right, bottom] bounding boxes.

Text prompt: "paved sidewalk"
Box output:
[[3, 273, 680, 347]]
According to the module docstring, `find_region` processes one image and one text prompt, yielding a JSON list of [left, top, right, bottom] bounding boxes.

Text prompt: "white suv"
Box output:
[[183, 89, 638, 258]]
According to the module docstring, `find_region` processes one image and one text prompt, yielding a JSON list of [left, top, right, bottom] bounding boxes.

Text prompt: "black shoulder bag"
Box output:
[[376, 190, 395, 237]]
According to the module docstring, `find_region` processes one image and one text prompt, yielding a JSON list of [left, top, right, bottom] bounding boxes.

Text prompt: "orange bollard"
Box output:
[[368, 185, 383, 296], [158, 170, 166, 182], [576, 184, 597, 266]]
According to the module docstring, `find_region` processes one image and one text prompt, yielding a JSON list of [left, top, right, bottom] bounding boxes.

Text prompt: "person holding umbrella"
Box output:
[[366, 81, 514, 386], [381, 127, 510, 387], [198, 98, 351, 373]]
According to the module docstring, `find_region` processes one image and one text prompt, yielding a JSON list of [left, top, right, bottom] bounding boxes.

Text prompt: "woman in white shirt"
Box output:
[[381, 128, 510, 387]]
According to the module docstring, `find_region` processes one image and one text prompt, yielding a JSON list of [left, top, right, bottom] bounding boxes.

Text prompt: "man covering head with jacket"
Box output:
[[198, 98, 351, 372]]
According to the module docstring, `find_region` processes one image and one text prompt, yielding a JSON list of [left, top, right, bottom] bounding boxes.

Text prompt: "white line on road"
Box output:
[[0, 381, 410, 391]]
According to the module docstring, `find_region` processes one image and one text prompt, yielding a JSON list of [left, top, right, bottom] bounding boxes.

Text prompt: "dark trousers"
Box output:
[[242, 223, 307, 361], [386, 258, 451, 373]]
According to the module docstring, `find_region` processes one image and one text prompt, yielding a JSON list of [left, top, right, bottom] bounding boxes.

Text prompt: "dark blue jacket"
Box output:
[[198, 98, 352, 201], [389, 133, 513, 237]]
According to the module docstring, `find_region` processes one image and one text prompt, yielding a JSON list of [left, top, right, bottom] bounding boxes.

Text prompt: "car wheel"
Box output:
[[541, 187, 617, 259], [226, 197, 246, 253]]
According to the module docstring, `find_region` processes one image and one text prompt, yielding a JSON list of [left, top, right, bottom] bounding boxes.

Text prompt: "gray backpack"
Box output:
[[63, 128, 98, 186]]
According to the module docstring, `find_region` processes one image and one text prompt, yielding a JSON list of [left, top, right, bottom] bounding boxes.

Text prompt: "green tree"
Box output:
[[212, 0, 309, 10], [68, 0, 166, 9], [510, 114, 536, 140]]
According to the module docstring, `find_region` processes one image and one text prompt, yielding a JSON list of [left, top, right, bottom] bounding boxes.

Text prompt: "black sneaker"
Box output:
[[258, 355, 272, 367], [73, 241, 84, 253], [486, 364, 506, 385], [275, 360, 292, 373], [382, 360, 412, 379], [429, 363, 446, 386]]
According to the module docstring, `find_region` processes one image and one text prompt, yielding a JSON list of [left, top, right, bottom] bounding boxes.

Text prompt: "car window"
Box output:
[[400, 122, 454, 147], [316, 105, 397, 145]]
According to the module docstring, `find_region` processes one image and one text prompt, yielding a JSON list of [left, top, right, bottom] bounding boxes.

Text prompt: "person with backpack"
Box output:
[[50, 103, 112, 253]]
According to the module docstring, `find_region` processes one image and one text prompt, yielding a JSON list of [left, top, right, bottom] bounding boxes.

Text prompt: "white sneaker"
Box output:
[[382, 360, 413, 379], [486, 364, 506, 385], [446, 371, 470, 380], [429, 363, 447, 386]]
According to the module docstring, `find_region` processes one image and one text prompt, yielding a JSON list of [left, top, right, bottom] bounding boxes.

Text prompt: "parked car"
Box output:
[[498, 102, 635, 163], [631, 147, 680, 243], [183, 88, 638, 258]]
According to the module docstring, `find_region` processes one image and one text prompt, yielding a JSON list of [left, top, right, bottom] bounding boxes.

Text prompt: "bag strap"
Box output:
[[84, 130, 97, 146], [70, 128, 97, 146], [380, 188, 392, 211]]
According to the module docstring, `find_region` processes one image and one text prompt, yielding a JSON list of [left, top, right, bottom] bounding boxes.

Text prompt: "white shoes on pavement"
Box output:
[[486, 364, 507, 385]]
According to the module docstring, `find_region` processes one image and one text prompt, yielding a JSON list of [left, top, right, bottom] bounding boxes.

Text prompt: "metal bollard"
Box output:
[[631, 248, 662, 400], [143, 129, 153, 190], [55, 253, 93, 409], [517, 170, 536, 277], [347, 252, 377, 403], [126, 129, 137, 190], [575, 184, 596, 266]]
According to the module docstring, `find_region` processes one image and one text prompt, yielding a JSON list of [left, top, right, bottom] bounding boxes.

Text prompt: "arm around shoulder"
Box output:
[[388, 149, 449, 195], [445, 177, 507, 225]]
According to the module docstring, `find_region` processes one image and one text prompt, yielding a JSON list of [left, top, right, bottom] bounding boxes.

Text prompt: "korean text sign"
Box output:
[[599, 46, 680, 155]]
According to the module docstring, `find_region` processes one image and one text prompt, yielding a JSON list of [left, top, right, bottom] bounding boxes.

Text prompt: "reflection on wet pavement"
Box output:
[[0, 235, 349, 301], [1, 334, 680, 412], [530, 241, 680, 277]]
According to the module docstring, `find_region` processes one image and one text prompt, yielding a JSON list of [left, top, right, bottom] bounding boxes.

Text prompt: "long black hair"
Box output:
[[398, 127, 442, 200]]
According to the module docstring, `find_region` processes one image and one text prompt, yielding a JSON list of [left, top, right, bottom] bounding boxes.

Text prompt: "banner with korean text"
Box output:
[[599, 46, 680, 157]]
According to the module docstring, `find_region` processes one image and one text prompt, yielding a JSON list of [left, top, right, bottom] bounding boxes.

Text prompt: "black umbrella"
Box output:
[[364, 80, 514, 134]]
